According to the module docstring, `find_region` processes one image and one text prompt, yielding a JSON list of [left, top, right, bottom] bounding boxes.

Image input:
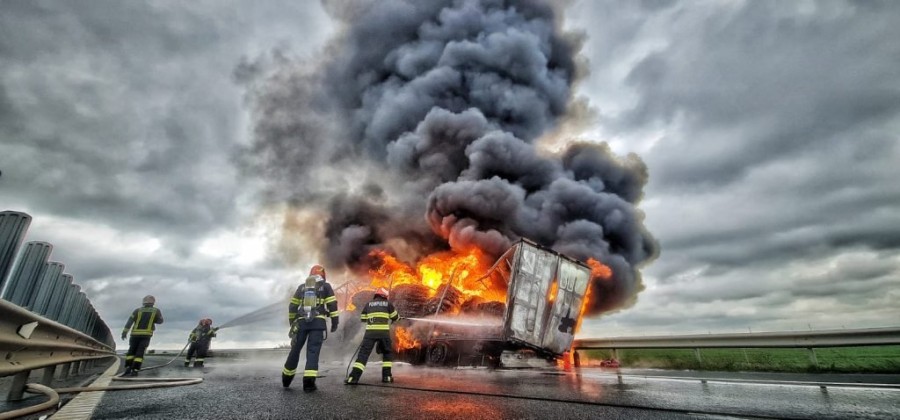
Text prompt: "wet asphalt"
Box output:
[[81, 349, 899, 420]]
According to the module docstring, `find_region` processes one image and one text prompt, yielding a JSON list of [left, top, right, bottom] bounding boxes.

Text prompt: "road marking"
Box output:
[[49, 358, 120, 420]]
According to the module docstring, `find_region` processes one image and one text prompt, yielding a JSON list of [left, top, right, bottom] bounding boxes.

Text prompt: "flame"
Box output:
[[587, 258, 613, 280], [345, 302, 356, 312], [367, 247, 504, 302], [548, 280, 559, 303], [394, 325, 421, 351], [366, 247, 614, 348], [575, 258, 613, 332]]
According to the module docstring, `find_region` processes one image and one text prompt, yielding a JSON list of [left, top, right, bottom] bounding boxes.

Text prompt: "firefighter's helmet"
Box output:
[[201, 318, 212, 326], [374, 287, 389, 299], [309, 264, 326, 279], [142, 295, 156, 305]]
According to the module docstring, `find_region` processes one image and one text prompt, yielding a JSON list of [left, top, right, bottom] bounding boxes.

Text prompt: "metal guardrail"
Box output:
[[574, 327, 900, 350], [1, 210, 118, 401], [0, 299, 114, 377], [0, 211, 114, 346], [1, 299, 116, 401]]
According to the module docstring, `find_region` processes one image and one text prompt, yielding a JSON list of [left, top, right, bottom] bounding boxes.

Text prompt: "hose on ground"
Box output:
[[0, 384, 59, 420], [345, 341, 364, 379], [131, 340, 191, 373], [0, 352, 204, 420], [0, 377, 204, 420]]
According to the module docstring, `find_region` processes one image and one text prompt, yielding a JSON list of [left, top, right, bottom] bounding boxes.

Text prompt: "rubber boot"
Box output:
[[302, 377, 317, 392], [345, 367, 363, 385], [123, 367, 133, 376], [184, 361, 190, 367], [382, 367, 393, 383], [130, 369, 139, 377], [195, 361, 204, 368], [282, 374, 294, 388]]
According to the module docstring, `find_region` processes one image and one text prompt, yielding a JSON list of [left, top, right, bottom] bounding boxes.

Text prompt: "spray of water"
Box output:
[[404, 316, 501, 328], [218, 301, 285, 330]]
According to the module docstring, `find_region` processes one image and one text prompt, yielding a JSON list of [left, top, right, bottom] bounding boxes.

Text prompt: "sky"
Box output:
[[1, 0, 898, 349]]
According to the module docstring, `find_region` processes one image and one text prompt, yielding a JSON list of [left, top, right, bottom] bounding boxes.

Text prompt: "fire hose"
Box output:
[[2, 325, 222, 418], [0, 362, 203, 420], [122, 340, 191, 375], [344, 341, 364, 380]]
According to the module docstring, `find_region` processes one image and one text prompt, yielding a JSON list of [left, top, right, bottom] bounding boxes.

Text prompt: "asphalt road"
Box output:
[[70, 349, 900, 419]]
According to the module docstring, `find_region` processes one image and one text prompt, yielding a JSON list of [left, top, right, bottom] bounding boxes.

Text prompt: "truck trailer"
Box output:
[[394, 239, 592, 367]]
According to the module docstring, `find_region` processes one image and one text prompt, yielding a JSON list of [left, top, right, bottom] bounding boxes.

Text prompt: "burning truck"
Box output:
[[342, 239, 595, 368]]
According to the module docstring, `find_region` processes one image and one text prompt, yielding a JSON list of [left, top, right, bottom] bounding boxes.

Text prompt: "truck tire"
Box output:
[[426, 341, 454, 366]]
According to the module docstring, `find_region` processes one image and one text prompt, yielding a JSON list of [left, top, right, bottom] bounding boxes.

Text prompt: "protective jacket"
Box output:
[[360, 298, 399, 335], [189, 325, 217, 344], [288, 275, 339, 331], [123, 304, 164, 337]]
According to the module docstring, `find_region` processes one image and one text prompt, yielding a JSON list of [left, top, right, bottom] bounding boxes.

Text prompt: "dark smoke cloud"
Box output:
[[246, 0, 659, 315]]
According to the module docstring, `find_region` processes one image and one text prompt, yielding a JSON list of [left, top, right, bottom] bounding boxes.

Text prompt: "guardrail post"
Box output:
[[2, 241, 52, 306], [808, 347, 818, 367], [47, 274, 74, 321], [58, 362, 71, 380], [694, 348, 703, 363], [41, 365, 56, 386], [0, 211, 32, 294], [26, 261, 64, 312], [6, 370, 30, 401]]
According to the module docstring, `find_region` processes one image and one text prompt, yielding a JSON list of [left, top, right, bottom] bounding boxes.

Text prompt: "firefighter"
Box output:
[[282, 264, 339, 391], [345, 287, 399, 384], [121, 295, 164, 376], [185, 318, 218, 367]]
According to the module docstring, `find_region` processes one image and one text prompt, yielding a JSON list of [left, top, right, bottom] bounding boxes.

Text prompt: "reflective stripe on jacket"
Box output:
[[360, 298, 398, 331], [287, 278, 338, 329], [123, 305, 163, 336]]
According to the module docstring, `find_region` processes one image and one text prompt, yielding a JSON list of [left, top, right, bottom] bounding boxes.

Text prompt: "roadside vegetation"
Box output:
[[580, 346, 900, 373]]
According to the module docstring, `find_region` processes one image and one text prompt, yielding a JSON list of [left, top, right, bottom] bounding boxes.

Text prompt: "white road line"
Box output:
[[50, 358, 121, 420]]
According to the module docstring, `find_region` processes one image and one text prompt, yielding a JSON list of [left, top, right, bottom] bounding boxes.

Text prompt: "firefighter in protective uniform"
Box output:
[[345, 287, 399, 384], [121, 295, 164, 376], [185, 318, 218, 367], [282, 265, 339, 391]]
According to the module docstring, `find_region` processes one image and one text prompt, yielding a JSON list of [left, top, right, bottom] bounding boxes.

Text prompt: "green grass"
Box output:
[[579, 346, 900, 373]]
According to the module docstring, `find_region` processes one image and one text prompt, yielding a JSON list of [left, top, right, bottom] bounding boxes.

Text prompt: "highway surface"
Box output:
[[5, 349, 899, 419]]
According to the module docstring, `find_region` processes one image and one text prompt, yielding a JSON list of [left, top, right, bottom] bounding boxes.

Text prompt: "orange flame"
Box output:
[[575, 258, 613, 332], [367, 247, 505, 302], [587, 258, 613, 280], [393, 325, 421, 351]]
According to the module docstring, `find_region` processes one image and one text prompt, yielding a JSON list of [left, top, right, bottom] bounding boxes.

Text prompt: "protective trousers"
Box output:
[[282, 327, 324, 390], [185, 341, 210, 366], [124, 336, 152, 371], [347, 332, 393, 383]]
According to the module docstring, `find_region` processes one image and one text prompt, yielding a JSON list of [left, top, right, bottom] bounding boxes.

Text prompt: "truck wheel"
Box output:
[[426, 341, 453, 366]]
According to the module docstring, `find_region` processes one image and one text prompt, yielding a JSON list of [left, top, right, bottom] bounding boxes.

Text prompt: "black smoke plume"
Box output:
[[244, 0, 659, 315]]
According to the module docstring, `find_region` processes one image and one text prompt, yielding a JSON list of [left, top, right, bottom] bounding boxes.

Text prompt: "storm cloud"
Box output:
[[244, 0, 659, 315]]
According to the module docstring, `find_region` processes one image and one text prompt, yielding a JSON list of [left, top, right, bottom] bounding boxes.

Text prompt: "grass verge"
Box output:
[[579, 346, 900, 373]]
